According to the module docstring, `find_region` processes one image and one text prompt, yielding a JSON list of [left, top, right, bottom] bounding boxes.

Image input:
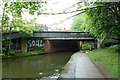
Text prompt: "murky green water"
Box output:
[[2, 52, 74, 78]]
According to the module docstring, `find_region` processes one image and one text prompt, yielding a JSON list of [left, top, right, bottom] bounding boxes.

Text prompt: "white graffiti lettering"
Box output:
[[36, 40, 40, 47], [32, 40, 35, 47], [28, 40, 43, 47], [28, 40, 32, 47]]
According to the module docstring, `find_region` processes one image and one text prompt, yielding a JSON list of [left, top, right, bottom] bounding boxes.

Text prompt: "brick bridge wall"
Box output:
[[9, 37, 97, 53], [10, 38, 80, 53], [44, 40, 80, 53]]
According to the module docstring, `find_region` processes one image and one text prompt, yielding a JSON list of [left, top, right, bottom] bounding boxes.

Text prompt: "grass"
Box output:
[[88, 47, 119, 78]]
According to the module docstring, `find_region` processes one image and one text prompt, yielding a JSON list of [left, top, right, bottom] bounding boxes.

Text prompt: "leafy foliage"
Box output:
[[2, 41, 14, 55], [82, 42, 94, 50], [70, 14, 84, 31], [3, 18, 43, 34], [3, 2, 46, 17], [1, 1, 46, 55], [1, 1, 47, 34], [81, 2, 120, 41], [109, 44, 120, 52]]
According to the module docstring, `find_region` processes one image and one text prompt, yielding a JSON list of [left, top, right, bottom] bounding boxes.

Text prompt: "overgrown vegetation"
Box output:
[[1, 2, 47, 34], [82, 2, 120, 41], [1, 1, 47, 56], [1, 41, 44, 59], [71, 2, 120, 42], [88, 45, 119, 78], [82, 42, 94, 50], [2, 41, 14, 55], [109, 44, 120, 52], [1, 49, 44, 59], [70, 14, 84, 31]]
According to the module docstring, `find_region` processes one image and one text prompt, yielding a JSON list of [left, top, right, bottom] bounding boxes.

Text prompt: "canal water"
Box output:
[[2, 51, 74, 78]]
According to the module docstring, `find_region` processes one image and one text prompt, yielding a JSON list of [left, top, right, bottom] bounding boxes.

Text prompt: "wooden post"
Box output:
[[21, 37, 27, 52]]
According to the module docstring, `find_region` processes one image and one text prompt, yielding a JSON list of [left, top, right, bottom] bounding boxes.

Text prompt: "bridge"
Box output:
[[3, 31, 94, 40], [2, 31, 96, 53]]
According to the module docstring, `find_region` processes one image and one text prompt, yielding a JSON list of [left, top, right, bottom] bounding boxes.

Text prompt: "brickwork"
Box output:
[[44, 40, 80, 53]]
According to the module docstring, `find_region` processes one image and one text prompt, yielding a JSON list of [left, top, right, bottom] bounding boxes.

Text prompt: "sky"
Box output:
[[22, 0, 80, 30], [0, 0, 80, 30], [1, 0, 120, 30]]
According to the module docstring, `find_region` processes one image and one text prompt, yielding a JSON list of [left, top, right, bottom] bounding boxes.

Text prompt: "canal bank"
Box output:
[[2, 50, 115, 79], [58, 51, 113, 79], [2, 50, 44, 59], [2, 51, 74, 78]]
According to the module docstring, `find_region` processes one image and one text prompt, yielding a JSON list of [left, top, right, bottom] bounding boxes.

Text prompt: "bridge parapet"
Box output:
[[33, 31, 94, 38], [2, 32, 31, 41], [2, 31, 94, 41]]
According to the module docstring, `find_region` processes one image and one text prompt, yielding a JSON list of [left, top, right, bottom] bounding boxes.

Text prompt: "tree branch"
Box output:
[[56, 11, 86, 25], [107, 7, 120, 20], [53, 6, 105, 25], [63, 2, 82, 11], [38, 6, 104, 15], [51, 6, 105, 26]]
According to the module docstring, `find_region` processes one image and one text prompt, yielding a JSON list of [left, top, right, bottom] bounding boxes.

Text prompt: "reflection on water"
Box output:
[[2, 52, 73, 78]]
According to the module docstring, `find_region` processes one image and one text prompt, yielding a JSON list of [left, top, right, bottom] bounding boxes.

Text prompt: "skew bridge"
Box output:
[[2, 31, 96, 53]]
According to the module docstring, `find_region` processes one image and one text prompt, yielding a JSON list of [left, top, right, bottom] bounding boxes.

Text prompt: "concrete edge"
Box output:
[[58, 52, 78, 79]]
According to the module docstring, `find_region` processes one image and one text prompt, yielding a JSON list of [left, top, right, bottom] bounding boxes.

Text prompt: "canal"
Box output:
[[2, 51, 74, 78]]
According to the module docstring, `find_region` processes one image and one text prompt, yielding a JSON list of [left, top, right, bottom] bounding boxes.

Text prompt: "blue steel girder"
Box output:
[[2, 31, 95, 41], [33, 31, 94, 38], [2, 32, 31, 41]]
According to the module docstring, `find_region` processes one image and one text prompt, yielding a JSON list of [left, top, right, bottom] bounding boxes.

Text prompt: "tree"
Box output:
[[79, 2, 120, 41], [1, 1, 47, 55], [70, 14, 84, 31], [1, 1, 47, 32]]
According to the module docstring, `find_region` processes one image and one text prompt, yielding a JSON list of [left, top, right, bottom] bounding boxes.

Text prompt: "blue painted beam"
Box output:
[[2, 31, 94, 41]]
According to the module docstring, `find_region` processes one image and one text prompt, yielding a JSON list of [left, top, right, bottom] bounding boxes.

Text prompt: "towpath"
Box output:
[[60, 51, 105, 78]]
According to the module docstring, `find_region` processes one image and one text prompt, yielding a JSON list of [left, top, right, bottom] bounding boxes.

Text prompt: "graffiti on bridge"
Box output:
[[27, 39, 44, 48]]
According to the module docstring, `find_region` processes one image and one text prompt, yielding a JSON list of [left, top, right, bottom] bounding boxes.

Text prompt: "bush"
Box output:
[[82, 42, 94, 50], [109, 45, 120, 52], [10, 50, 16, 55], [34, 50, 44, 53], [2, 41, 14, 55], [0, 54, 5, 56]]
